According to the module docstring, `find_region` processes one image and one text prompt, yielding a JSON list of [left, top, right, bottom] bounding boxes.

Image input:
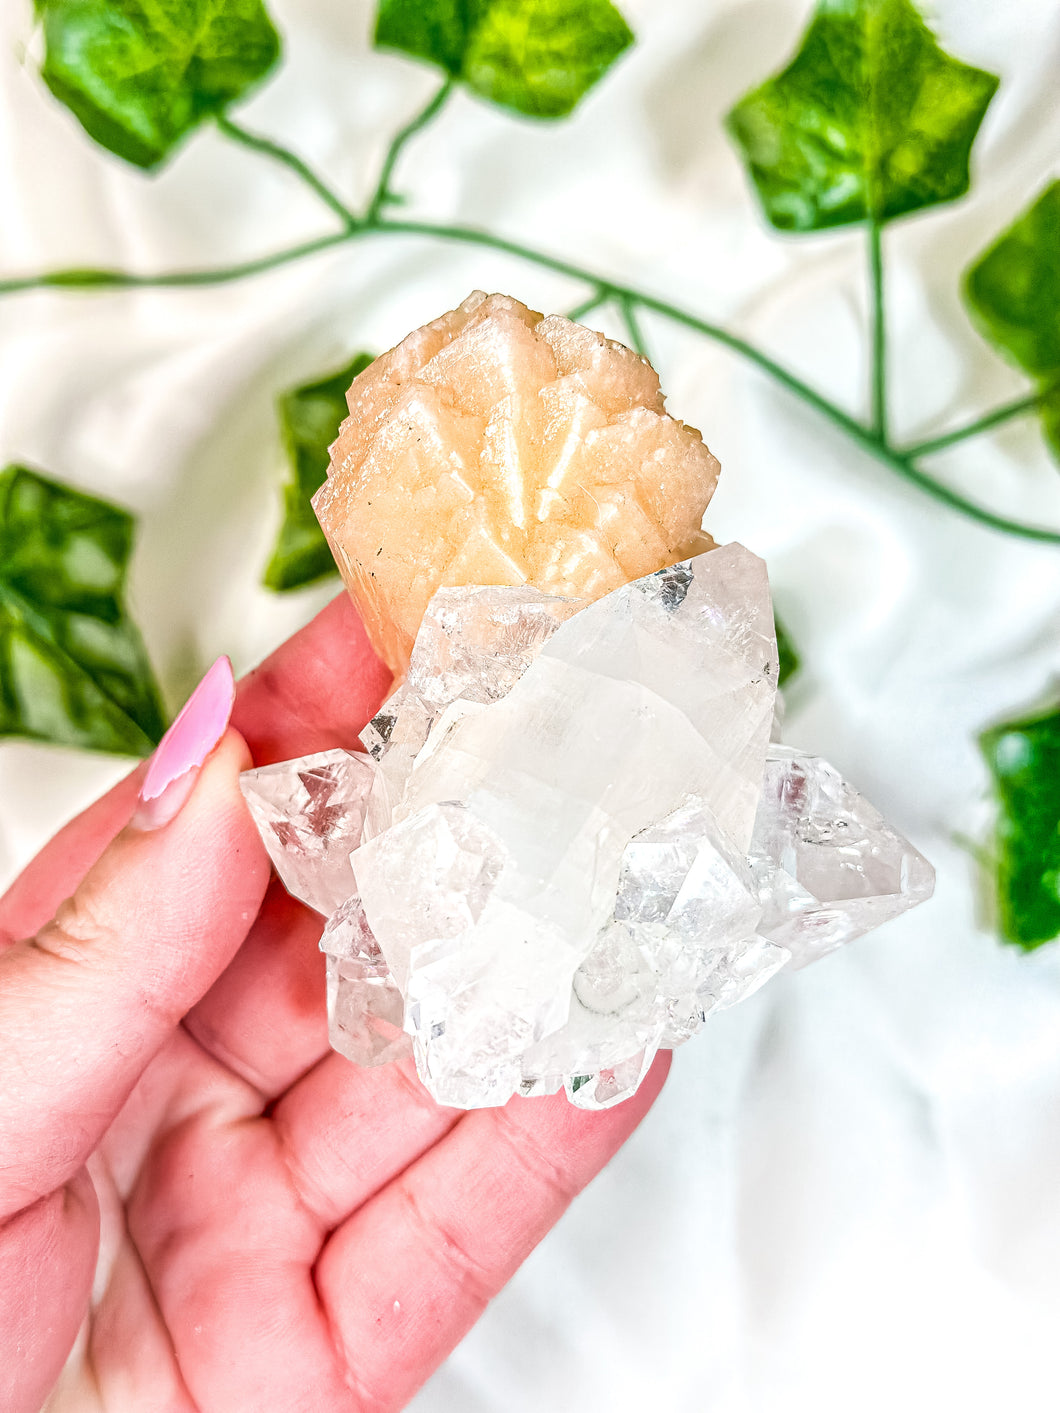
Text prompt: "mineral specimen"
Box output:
[[244, 295, 934, 1111], [750, 749, 937, 967], [321, 897, 411, 1067], [313, 292, 719, 674], [243, 546, 934, 1111], [240, 749, 374, 915]]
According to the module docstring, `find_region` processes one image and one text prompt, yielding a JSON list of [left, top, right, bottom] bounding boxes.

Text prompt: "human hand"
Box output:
[[0, 595, 670, 1413]]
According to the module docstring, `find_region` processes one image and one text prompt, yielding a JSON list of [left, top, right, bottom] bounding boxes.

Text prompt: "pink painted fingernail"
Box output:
[[133, 657, 236, 831]]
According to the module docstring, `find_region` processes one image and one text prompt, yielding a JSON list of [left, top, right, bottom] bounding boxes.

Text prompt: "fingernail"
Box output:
[[133, 657, 236, 831]]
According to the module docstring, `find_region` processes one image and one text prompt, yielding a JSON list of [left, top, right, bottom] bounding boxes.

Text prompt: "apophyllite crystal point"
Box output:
[[312, 291, 719, 675]]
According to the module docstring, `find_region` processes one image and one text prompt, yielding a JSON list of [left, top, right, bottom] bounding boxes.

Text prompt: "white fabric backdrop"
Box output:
[[3, 0, 1060, 1408]]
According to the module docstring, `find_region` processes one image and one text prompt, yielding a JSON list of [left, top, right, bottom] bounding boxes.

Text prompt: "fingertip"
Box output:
[[181, 727, 271, 897], [219, 723, 254, 778]]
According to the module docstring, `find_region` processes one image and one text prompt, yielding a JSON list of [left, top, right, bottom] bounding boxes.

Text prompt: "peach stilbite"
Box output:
[[312, 292, 720, 675]]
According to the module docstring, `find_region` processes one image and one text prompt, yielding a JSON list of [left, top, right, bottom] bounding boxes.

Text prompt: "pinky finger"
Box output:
[[315, 1052, 671, 1411]]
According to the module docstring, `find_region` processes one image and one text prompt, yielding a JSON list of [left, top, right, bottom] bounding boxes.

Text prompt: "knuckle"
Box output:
[[33, 889, 111, 964], [398, 1181, 496, 1307], [270, 1119, 334, 1232], [490, 1106, 580, 1207], [338, 1359, 388, 1413], [31, 890, 176, 1032]]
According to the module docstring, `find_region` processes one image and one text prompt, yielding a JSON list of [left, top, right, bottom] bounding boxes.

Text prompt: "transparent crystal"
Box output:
[[402, 582, 584, 711], [322, 899, 410, 1067], [359, 583, 581, 833], [326, 956, 410, 1067], [610, 795, 783, 1046], [243, 544, 935, 1111], [239, 749, 374, 915], [566, 1048, 659, 1110], [350, 544, 780, 1107], [750, 747, 936, 967]]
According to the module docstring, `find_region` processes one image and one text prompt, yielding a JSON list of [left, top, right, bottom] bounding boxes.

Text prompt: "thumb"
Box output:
[[0, 659, 271, 1219]]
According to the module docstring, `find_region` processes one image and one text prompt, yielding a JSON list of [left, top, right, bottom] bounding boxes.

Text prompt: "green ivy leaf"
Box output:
[[37, 0, 282, 170], [965, 181, 1060, 377], [725, 0, 998, 232], [374, 0, 633, 119], [264, 354, 373, 593], [963, 181, 1060, 462], [775, 614, 801, 687], [980, 701, 1060, 951], [0, 466, 166, 755]]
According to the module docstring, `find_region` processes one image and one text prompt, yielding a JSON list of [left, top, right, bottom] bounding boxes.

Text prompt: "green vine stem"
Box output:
[[0, 118, 1057, 548], [0, 233, 351, 294], [565, 290, 610, 321], [366, 78, 454, 223], [902, 386, 1054, 459], [216, 115, 358, 229], [617, 293, 650, 360], [869, 218, 887, 443]]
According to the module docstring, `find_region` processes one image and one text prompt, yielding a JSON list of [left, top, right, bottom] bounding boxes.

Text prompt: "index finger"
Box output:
[[0, 593, 390, 943]]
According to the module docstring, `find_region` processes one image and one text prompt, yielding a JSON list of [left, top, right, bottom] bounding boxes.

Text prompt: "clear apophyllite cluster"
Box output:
[[241, 293, 934, 1111]]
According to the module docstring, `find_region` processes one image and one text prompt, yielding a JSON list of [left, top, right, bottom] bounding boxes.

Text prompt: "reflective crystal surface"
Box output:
[[242, 544, 935, 1111], [359, 583, 582, 835], [609, 796, 786, 1047], [239, 749, 374, 915], [322, 898, 411, 1067], [750, 747, 936, 967], [354, 542, 778, 1107]]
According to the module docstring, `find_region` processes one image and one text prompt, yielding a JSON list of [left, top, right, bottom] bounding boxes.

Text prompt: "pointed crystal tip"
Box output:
[[240, 749, 374, 915]]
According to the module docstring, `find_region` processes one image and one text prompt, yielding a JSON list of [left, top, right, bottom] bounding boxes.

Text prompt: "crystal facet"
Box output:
[[349, 544, 780, 1106], [322, 898, 411, 1067], [313, 292, 720, 674], [359, 583, 582, 836], [749, 747, 936, 967], [242, 544, 935, 1110], [239, 749, 374, 915]]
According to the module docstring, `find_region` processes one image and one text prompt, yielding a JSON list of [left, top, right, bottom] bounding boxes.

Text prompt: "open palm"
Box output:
[[0, 595, 668, 1413]]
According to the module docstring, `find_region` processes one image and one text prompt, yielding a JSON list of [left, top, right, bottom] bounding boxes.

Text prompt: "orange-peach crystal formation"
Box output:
[[313, 292, 720, 674]]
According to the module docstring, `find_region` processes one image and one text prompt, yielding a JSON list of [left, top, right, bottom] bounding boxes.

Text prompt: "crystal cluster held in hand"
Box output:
[[243, 545, 934, 1109], [242, 293, 934, 1110]]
